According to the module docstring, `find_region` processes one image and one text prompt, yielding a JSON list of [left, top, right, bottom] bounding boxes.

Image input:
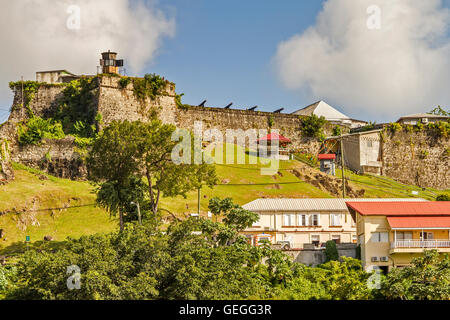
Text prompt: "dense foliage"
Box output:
[[88, 120, 217, 230], [0, 203, 374, 300], [380, 250, 450, 300], [17, 117, 65, 145], [436, 194, 450, 201], [300, 114, 327, 140]]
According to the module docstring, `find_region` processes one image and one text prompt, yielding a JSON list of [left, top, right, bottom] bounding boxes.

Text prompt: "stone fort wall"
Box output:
[[2, 76, 449, 190]]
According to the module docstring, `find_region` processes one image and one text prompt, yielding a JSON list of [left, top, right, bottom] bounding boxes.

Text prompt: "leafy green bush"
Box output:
[[118, 76, 132, 89], [54, 77, 98, 137], [436, 194, 450, 201], [332, 126, 342, 136], [380, 250, 450, 300], [132, 73, 167, 103], [17, 117, 65, 145], [300, 114, 327, 138], [388, 122, 402, 133]]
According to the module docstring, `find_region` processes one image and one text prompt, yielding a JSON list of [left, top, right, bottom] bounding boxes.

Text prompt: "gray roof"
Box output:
[[242, 198, 428, 212], [397, 113, 450, 120]]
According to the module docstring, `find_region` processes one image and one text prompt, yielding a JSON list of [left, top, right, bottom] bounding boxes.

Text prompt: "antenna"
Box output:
[[198, 100, 207, 107], [224, 103, 232, 109], [273, 108, 284, 113]]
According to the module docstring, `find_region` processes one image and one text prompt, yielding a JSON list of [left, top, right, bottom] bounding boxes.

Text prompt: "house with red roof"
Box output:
[[346, 201, 450, 272]]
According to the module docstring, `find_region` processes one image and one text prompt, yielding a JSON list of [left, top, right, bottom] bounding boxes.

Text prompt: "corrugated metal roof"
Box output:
[[242, 198, 427, 212], [346, 201, 450, 216], [387, 216, 450, 229], [398, 113, 450, 120]]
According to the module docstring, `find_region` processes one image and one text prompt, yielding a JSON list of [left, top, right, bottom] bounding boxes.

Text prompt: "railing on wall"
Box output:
[[391, 240, 450, 249]]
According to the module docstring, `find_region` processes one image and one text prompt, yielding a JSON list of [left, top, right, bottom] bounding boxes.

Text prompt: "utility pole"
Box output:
[[340, 134, 346, 198], [136, 201, 142, 225], [131, 201, 142, 225]]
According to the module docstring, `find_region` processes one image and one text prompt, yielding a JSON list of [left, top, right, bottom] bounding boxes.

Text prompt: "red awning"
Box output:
[[345, 201, 450, 216], [318, 154, 336, 160], [387, 216, 450, 229], [257, 132, 291, 143]]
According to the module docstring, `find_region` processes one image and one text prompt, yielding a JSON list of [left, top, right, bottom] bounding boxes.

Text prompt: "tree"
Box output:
[[436, 194, 450, 201], [380, 250, 450, 300], [136, 120, 217, 214], [87, 120, 143, 230], [300, 114, 327, 139], [324, 240, 339, 262], [88, 120, 217, 228], [428, 106, 449, 117]]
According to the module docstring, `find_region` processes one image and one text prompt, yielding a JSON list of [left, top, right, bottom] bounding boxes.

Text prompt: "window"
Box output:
[[297, 214, 307, 226], [252, 214, 260, 227], [332, 235, 341, 244], [310, 214, 320, 226], [371, 232, 389, 243], [396, 232, 412, 240], [330, 213, 341, 226], [420, 232, 434, 240], [283, 214, 295, 226], [352, 235, 357, 243], [311, 235, 320, 246]]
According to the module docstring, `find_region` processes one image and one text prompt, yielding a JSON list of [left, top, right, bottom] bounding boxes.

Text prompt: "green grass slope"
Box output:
[[1, 144, 448, 254]]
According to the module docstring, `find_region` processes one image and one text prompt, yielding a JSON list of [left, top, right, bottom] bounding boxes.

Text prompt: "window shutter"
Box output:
[[317, 214, 321, 226], [283, 214, 289, 226], [290, 214, 295, 226]]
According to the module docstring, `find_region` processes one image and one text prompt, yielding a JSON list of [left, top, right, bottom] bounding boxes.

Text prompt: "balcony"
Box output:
[[390, 239, 450, 253]]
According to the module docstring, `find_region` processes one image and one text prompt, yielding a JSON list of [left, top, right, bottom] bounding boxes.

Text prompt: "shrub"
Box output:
[[332, 126, 342, 136], [300, 114, 326, 138], [17, 117, 65, 145], [118, 77, 131, 89], [324, 240, 339, 262], [388, 122, 402, 133], [436, 194, 450, 201]]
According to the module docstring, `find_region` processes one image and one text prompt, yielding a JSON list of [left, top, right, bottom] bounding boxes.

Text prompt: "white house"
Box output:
[[292, 101, 367, 129]]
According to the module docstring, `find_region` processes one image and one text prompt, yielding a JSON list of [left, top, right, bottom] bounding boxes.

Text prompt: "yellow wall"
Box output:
[[357, 213, 450, 271]]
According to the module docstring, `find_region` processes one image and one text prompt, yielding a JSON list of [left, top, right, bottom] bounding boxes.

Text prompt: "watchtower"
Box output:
[[100, 50, 123, 75]]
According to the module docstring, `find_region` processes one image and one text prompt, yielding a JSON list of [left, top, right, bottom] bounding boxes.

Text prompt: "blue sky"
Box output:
[[140, 0, 326, 113]]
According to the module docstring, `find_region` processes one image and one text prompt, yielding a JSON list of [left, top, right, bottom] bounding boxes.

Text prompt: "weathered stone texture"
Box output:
[[0, 138, 14, 182], [10, 137, 86, 179], [381, 131, 450, 189], [8, 85, 66, 122], [175, 106, 324, 154], [97, 76, 177, 127]]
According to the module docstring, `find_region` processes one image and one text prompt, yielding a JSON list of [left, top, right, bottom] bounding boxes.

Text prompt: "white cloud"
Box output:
[[275, 0, 450, 121], [0, 0, 175, 108]]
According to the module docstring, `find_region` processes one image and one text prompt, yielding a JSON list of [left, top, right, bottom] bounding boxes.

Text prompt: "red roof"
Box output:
[[318, 154, 336, 160], [257, 132, 291, 143], [345, 201, 450, 216], [387, 216, 450, 229]]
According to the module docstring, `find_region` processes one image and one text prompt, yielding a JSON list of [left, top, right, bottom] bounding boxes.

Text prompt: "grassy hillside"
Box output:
[[1, 144, 448, 254], [0, 163, 117, 254]]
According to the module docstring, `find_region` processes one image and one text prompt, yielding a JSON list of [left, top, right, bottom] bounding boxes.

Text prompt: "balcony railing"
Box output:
[[391, 239, 450, 249]]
